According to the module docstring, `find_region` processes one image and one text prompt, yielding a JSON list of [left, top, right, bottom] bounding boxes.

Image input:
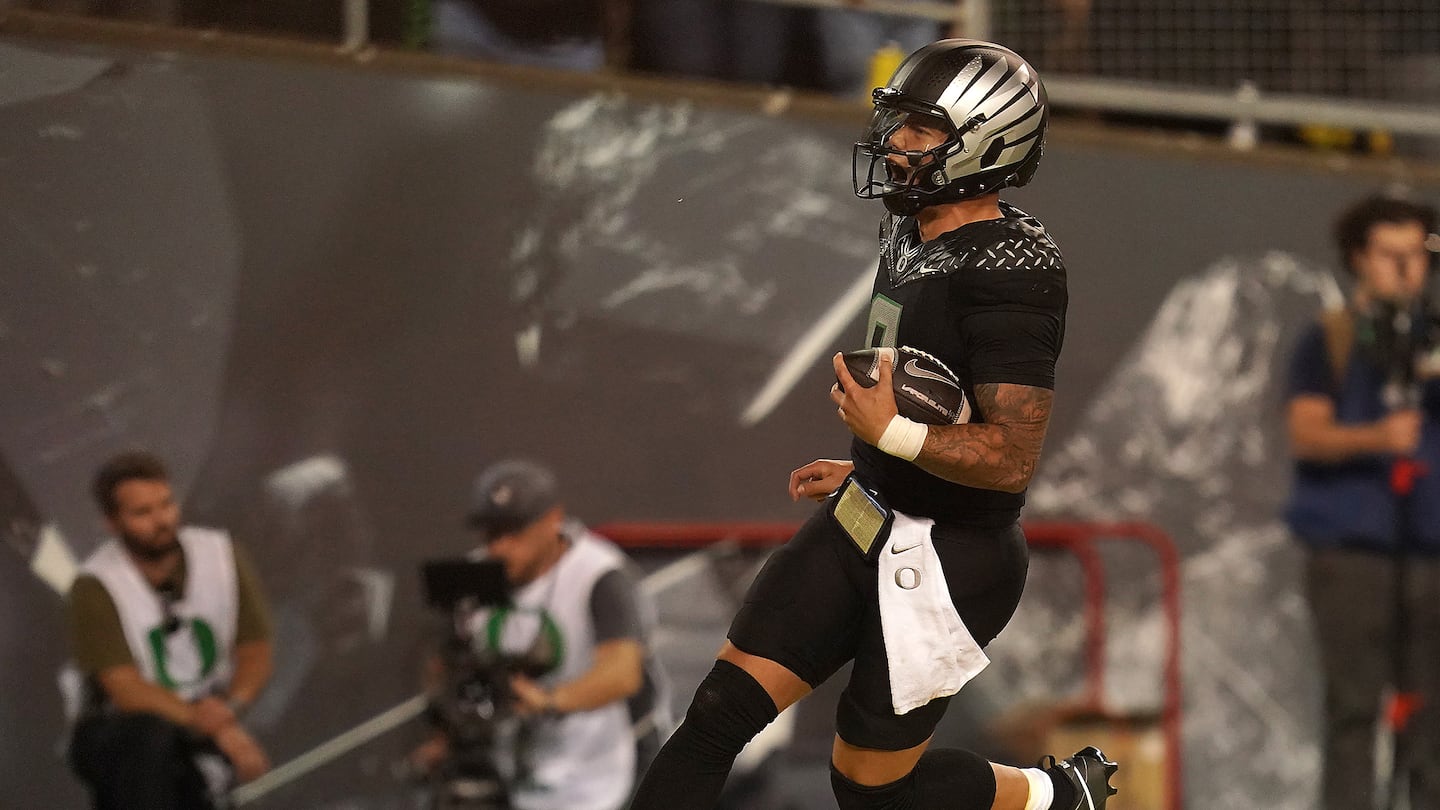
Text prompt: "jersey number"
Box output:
[[867, 295, 902, 349]]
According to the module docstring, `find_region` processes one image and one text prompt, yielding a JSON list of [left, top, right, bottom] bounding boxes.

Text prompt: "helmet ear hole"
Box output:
[[1013, 143, 1044, 187]]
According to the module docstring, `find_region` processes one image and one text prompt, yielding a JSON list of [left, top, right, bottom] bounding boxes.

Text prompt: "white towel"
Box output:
[[878, 511, 990, 715]]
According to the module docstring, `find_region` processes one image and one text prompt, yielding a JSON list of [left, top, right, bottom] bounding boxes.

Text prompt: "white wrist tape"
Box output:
[[877, 415, 927, 461]]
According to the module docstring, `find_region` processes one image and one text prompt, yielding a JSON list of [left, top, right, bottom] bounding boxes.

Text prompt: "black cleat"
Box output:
[[1041, 746, 1119, 810]]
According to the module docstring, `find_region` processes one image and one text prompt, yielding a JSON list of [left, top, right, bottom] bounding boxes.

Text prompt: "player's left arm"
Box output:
[[832, 357, 1052, 494], [832, 293, 1062, 493], [915, 281, 1063, 492], [911, 383, 1053, 493]]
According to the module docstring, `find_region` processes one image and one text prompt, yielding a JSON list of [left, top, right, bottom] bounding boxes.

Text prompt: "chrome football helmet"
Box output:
[[853, 39, 1049, 216]]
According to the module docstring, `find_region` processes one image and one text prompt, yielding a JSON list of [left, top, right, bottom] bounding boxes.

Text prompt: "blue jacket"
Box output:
[[1284, 320, 1440, 555]]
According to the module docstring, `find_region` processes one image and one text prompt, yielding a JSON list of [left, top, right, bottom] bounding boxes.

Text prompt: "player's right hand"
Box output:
[[789, 459, 853, 502]]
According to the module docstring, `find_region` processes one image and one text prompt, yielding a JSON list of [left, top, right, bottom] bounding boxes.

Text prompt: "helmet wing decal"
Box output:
[[970, 64, 1041, 123], [944, 58, 1015, 120], [976, 90, 1045, 143], [933, 56, 986, 111], [989, 139, 1041, 169]]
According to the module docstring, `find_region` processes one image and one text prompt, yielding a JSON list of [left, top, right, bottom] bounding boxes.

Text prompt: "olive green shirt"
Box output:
[[66, 540, 273, 678]]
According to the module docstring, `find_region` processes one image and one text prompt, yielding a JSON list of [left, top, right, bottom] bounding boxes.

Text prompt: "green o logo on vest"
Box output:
[[485, 607, 564, 676], [146, 618, 219, 691]]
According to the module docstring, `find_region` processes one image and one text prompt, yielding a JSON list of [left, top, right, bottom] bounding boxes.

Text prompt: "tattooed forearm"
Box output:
[[912, 383, 1054, 493]]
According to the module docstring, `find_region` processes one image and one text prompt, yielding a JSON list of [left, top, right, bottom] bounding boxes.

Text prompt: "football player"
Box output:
[[631, 40, 1117, 810]]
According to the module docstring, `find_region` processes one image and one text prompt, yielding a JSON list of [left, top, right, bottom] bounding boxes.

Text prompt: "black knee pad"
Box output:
[[629, 661, 779, 808], [678, 659, 779, 760]]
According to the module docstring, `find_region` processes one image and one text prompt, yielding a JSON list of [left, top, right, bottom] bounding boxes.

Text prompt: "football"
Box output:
[[839, 346, 972, 426]]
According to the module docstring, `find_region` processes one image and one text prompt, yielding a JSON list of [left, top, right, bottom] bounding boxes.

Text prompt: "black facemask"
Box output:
[[884, 191, 926, 217]]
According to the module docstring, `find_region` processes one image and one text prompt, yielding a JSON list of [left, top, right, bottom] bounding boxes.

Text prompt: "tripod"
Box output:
[[1377, 303, 1430, 810], [1382, 453, 1425, 810]]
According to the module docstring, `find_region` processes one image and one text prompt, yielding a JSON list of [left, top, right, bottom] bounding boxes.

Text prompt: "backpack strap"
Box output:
[[1319, 308, 1355, 389]]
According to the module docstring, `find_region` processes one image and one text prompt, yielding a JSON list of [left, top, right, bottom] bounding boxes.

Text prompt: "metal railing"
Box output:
[[1045, 73, 1440, 142], [742, 0, 1440, 146]]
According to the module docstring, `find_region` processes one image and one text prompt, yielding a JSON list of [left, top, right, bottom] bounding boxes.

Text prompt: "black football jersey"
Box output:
[[851, 201, 1067, 527]]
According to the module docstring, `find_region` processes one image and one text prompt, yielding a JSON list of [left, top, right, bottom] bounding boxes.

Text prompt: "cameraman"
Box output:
[[1283, 193, 1440, 810], [412, 459, 669, 810]]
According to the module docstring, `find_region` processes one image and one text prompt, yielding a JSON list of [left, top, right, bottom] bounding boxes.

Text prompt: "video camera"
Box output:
[[1360, 294, 1440, 410], [419, 559, 514, 810]]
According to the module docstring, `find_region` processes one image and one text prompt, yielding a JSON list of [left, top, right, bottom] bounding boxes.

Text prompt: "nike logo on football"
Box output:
[[904, 359, 960, 388]]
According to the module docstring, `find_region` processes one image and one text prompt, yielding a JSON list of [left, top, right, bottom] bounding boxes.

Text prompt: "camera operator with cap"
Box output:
[[409, 459, 670, 810], [1284, 193, 1440, 810]]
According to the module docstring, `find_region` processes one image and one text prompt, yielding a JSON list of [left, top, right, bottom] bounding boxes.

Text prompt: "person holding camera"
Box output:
[[411, 459, 669, 810], [64, 450, 273, 809], [1284, 194, 1440, 810]]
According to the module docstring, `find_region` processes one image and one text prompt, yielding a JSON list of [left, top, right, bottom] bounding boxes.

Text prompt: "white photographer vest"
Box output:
[[82, 527, 239, 701], [503, 530, 635, 810]]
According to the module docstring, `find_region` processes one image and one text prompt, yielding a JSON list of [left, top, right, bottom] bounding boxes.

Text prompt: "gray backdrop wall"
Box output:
[[3, 18, 1439, 809]]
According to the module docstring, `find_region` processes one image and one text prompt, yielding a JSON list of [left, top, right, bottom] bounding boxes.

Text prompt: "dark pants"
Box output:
[[69, 713, 225, 810], [729, 508, 1028, 751], [1307, 548, 1440, 810]]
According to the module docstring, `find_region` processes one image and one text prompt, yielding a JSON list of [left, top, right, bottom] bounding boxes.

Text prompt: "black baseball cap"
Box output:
[[465, 459, 560, 539]]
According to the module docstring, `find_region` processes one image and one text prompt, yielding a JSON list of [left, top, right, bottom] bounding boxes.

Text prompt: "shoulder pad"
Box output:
[[965, 224, 1064, 272], [882, 206, 1066, 287], [951, 216, 1067, 310]]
